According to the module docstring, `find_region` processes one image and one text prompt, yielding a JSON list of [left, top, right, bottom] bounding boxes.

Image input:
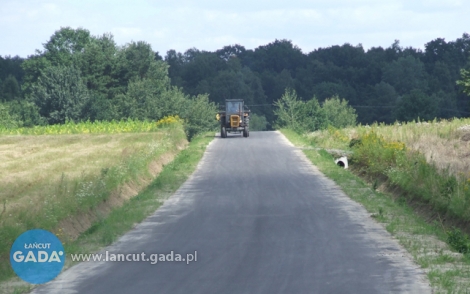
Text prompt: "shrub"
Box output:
[[447, 228, 470, 254], [350, 131, 405, 175], [322, 96, 357, 128], [155, 115, 182, 128], [250, 113, 268, 131]]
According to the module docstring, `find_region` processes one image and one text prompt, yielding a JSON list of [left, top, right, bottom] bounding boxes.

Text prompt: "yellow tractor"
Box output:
[[216, 99, 250, 138]]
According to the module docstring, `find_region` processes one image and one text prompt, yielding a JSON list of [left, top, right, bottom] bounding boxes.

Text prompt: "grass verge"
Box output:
[[0, 132, 214, 294], [281, 128, 470, 294], [65, 132, 213, 254]]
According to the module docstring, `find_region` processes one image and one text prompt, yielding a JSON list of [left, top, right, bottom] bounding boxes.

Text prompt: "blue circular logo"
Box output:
[[10, 229, 65, 284]]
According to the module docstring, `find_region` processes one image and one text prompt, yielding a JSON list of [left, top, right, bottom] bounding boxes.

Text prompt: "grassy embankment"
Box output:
[[282, 118, 470, 293], [0, 117, 214, 293]]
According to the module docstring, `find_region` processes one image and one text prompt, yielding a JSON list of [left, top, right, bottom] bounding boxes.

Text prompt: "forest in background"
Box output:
[[165, 35, 470, 127], [1, 27, 470, 132]]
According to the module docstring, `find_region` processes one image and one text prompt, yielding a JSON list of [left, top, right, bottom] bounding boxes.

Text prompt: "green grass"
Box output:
[[281, 128, 470, 294], [65, 133, 213, 252], [306, 119, 470, 240]]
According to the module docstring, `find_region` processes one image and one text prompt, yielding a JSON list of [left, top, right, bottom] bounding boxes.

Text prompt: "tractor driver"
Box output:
[[228, 102, 239, 113]]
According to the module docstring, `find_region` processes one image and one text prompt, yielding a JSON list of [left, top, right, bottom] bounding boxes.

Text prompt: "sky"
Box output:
[[1, 0, 469, 58]]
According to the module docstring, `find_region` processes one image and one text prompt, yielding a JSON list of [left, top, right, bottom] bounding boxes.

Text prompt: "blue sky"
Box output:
[[1, 0, 468, 58]]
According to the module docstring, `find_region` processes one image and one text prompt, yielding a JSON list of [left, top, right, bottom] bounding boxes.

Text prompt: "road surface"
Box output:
[[34, 131, 430, 293]]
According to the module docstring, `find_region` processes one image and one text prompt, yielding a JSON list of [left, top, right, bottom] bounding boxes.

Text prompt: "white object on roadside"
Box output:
[[335, 156, 348, 169]]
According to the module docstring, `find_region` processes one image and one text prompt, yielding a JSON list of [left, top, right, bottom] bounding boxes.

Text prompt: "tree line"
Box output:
[[0, 27, 217, 139], [164, 35, 470, 128], [1, 27, 470, 134]]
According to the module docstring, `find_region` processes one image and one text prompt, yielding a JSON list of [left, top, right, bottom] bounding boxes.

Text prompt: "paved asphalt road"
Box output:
[[35, 131, 430, 294]]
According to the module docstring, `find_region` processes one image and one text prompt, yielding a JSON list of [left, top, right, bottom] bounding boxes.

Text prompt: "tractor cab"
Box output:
[[217, 99, 250, 138]]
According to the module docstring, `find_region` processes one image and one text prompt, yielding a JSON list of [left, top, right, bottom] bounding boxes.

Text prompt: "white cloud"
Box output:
[[112, 27, 143, 38], [0, 0, 469, 57]]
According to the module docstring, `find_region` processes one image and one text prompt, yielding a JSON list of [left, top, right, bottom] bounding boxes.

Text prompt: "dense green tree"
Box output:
[[32, 66, 89, 124], [298, 97, 327, 132], [1, 75, 21, 102], [115, 59, 174, 120], [178, 50, 227, 95], [394, 89, 438, 121], [76, 33, 118, 98], [322, 96, 357, 128], [429, 61, 453, 93], [274, 88, 303, 130], [7, 100, 45, 127], [362, 82, 397, 124], [250, 113, 268, 131], [0, 103, 19, 129], [274, 89, 347, 132], [181, 94, 218, 139], [432, 90, 459, 119], [310, 82, 357, 103], [216, 45, 247, 61], [0, 55, 24, 84], [208, 66, 266, 108], [382, 55, 428, 95], [21, 55, 51, 98], [83, 93, 118, 121], [250, 39, 305, 73], [117, 41, 159, 82], [165, 49, 185, 87], [4, 27, 470, 131], [457, 69, 470, 96], [42, 27, 92, 67]]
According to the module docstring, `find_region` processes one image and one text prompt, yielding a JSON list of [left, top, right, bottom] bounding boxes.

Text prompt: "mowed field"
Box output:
[[309, 118, 470, 177], [0, 120, 187, 282], [0, 133, 178, 213]]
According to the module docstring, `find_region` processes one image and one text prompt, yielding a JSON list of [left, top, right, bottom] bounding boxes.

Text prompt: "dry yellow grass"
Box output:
[[0, 132, 169, 221], [307, 118, 470, 179], [0, 119, 190, 286]]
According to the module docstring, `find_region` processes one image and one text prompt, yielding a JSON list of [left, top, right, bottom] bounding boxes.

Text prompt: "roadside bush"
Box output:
[[447, 228, 470, 254], [0, 104, 19, 129], [351, 130, 470, 220], [181, 94, 218, 140], [350, 131, 405, 175], [250, 113, 268, 131], [155, 115, 182, 128], [274, 88, 357, 133], [273, 88, 303, 131], [322, 96, 357, 128]]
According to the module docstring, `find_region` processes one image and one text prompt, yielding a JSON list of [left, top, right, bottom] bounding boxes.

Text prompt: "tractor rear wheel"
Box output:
[[221, 126, 227, 138]]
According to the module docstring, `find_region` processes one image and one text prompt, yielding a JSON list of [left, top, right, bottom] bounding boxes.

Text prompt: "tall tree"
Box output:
[[32, 66, 89, 124], [1, 75, 21, 102], [394, 89, 438, 121], [457, 68, 470, 96], [273, 88, 303, 130], [322, 96, 357, 128], [382, 55, 428, 95], [76, 33, 118, 98], [42, 27, 92, 66]]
